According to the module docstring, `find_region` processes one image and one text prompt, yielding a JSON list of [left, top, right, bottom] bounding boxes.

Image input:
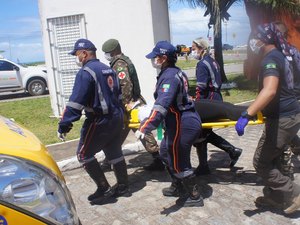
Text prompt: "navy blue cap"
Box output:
[[69, 38, 97, 55], [146, 41, 176, 59]]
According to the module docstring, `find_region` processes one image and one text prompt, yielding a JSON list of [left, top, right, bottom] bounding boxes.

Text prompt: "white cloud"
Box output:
[[0, 41, 44, 63], [0, 16, 44, 63], [169, 3, 251, 47]]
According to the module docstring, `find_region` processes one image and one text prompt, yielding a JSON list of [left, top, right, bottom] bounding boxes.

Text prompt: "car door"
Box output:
[[0, 60, 22, 88]]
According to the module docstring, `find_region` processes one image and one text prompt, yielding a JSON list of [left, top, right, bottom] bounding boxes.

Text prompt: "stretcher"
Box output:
[[127, 108, 264, 129]]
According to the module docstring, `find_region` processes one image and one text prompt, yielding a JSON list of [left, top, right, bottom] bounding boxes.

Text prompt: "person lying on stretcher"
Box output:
[[126, 99, 264, 174], [126, 99, 262, 126]]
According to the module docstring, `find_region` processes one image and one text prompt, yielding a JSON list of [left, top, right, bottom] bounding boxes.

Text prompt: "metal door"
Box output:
[[47, 14, 86, 115]]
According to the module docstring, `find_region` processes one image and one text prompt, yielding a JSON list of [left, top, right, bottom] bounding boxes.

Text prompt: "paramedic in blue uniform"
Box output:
[[57, 38, 129, 205], [235, 23, 300, 214], [191, 37, 242, 175], [136, 40, 203, 207]]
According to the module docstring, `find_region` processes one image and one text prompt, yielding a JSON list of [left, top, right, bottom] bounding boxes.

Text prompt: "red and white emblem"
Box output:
[[107, 76, 114, 91], [118, 72, 126, 79]]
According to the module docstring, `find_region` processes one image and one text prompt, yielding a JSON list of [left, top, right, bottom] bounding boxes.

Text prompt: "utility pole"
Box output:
[[8, 37, 12, 60], [224, 20, 228, 42]]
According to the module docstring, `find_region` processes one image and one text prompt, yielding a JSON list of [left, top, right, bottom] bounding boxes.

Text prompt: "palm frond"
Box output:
[[253, 0, 300, 15]]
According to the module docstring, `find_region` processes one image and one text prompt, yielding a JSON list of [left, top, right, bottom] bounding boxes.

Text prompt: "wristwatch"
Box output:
[[241, 110, 253, 120]]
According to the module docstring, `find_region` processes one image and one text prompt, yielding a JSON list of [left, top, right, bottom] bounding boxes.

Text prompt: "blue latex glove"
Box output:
[[235, 116, 249, 136]]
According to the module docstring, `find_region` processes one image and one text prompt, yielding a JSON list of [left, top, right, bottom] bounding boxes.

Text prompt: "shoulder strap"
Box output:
[[118, 55, 141, 99]]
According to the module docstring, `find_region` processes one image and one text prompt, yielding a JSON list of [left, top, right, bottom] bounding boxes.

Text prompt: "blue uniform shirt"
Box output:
[[140, 66, 194, 134], [195, 54, 222, 100], [59, 59, 122, 133]]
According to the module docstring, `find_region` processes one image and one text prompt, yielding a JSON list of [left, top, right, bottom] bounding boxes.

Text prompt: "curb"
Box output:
[[48, 140, 146, 172]]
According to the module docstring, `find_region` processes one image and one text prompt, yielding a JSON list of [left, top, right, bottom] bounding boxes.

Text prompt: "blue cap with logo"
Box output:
[[69, 38, 97, 55], [146, 40, 176, 59]]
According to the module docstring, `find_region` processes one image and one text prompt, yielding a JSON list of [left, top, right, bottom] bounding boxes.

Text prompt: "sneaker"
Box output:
[[284, 194, 300, 214], [255, 196, 284, 210], [194, 165, 211, 176], [229, 148, 243, 168], [143, 158, 165, 171]]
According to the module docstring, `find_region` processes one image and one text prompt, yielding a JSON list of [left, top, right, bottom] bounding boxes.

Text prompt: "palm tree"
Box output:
[[175, 0, 299, 81]]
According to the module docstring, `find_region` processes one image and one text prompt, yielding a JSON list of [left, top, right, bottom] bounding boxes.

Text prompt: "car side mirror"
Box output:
[[13, 66, 20, 71]]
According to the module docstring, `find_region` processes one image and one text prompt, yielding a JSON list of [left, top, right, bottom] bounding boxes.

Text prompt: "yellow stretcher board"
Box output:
[[127, 109, 264, 129]]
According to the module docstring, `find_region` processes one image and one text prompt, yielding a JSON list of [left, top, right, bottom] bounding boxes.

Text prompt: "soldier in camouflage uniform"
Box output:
[[101, 39, 164, 171]]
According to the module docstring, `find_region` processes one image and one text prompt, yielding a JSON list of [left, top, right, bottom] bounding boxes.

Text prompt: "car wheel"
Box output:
[[27, 79, 46, 96]]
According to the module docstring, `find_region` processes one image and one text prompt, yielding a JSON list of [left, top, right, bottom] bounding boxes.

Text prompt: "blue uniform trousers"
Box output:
[[77, 110, 124, 165], [160, 109, 201, 178]]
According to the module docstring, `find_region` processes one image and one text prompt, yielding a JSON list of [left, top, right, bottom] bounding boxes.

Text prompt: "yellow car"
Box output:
[[0, 115, 81, 225]]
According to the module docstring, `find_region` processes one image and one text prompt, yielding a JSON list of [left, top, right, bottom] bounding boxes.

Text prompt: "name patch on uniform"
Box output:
[[118, 72, 126, 79], [265, 63, 277, 69], [102, 69, 113, 74], [162, 84, 170, 92]]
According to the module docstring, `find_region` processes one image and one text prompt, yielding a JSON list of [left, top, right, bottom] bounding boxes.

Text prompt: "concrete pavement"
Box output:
[[47, 125, 300, 225]]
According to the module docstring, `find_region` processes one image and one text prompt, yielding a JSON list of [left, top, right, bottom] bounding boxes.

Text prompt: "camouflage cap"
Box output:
[[102, 39, 120, 53]]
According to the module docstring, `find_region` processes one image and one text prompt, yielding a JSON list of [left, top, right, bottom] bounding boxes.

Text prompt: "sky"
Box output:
[[0, 0, 250, 63]]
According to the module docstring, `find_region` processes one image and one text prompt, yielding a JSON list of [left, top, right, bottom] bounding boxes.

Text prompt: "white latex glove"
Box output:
[[135, 130, 145, 140], [57, 132, 66, 142]]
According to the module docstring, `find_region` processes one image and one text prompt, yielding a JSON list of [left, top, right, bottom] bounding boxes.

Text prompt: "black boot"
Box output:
[[194, 142, 211, 176], [207, 132, 242, 168], [176, 175, 204, 207], [162, 178, 185, 197], [84, 159, 114, 204], [143, 152, 165, 171], [112, 159, 131, 197]]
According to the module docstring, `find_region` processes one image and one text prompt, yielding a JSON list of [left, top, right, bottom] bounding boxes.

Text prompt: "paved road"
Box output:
[[48, 125, 300, 225]]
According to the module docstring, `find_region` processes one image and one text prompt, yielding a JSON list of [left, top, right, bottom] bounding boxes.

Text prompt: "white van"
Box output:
[[0, 58, 48, 96]]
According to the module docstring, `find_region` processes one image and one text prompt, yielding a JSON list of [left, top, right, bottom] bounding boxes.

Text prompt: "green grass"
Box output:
[[0, 97, 83, 145], [0, 73, 257, 145], [176, 58, 244, 70], [188, 73, 258, 103]]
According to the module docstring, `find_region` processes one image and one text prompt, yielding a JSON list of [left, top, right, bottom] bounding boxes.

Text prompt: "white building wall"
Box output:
[[38, 0, 170, 117]]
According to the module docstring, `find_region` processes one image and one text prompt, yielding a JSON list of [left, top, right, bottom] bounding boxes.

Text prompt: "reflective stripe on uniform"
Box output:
[[203, 60, 219, 89], [196, 81, 207, 89], [153, 104, 168, 116], [109, 155, 125, 165], [67, 101, 85, 110], [169, 107, 181, 173], [175, 71, 187, 111], [84, 66, 109, 115]]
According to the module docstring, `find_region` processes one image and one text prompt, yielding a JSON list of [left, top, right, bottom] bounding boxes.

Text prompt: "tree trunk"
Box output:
[[214, 7, 227, 82]]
